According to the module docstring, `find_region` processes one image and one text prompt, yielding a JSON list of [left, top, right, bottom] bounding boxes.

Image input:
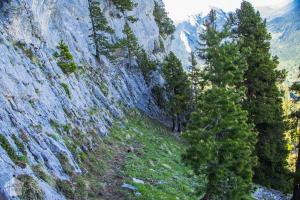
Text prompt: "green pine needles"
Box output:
[[183, 10, 256, 199], [111, 0, 135, 12], [162, 52, 191, 132], [54, 41, 77, 75], [235, 1, 290, 192], [88, 0, 116, 60], [153, 1, 175, 37]]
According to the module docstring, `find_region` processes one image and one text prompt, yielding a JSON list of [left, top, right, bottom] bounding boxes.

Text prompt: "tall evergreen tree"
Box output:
[[122, 22, 141, 65], [235, 1, 290, 191], [88, 0, 114, 59], [162, 52, 191, 132], [290, 76, 300, 199], [183, 10, 256, 199]]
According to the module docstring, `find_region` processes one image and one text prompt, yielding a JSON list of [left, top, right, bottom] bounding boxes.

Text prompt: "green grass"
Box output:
[[110, 111, 200, 200], [53, 110, 201, 199]]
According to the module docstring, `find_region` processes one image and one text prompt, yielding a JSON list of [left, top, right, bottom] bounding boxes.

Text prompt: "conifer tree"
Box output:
[[183, 10, 256, 199], [88, 0, 114, 59], [54, 40, 77, 75], [153, 1, 176, 37], [162, 52, 190, 132], [122, 22, 141, 65], [137, 49, 156, 84], [235, 1, 289, 191], [290, 76, 300, 200], [111, 0, 134, 12]]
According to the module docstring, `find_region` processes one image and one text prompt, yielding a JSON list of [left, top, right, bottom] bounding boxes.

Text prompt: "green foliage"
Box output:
[[12, 134, 27, 157], [235, 1, 290, 192], [0, 134, 27, 166], [122, 22, 142, 63], [57, 153, 74, 176], [15, 41, 39, 63], [111, 112, 200, 200], [111, 0, 134, 12], [162, 52, 191, 132], [127, 16, 138, 23], [54, 41, 77, 75], [153, 1, 175, 37], [137, 50, 156, 84], [183, 10, 256, 199], [56, 179, 75, 199], [61, 83, 71, 99], [32, 165, 54, 185], [151, 85, 166, 109], [88, 0, 116, 60], [99, 82, 109, 96], [17, 174, 44, 200], [75, 176, 87, 199]]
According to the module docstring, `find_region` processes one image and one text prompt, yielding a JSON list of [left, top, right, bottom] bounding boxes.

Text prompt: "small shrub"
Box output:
[[17, 174, 44, 200], [56, 179, 74, 199], [15, 41, 37, 62], [57, 153, 74, 176], [12, 134, 27, 156], [61, 83, 71, 98], [75, 176, 87, 199], [32, 165, 54, 185], [99, 82, 109, 96], [0, 134, 21, 163], [54, 41, 77, 75], [127, 16, 138, 23]]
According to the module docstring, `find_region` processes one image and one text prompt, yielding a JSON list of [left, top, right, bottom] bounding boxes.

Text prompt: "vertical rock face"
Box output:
[[0, 0, 169, 198]]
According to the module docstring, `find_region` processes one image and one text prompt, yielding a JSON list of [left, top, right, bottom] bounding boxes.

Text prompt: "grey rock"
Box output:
[[122, 183, 138, 191]]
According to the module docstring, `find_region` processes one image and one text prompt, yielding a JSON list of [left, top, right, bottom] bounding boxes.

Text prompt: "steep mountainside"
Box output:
[[0, 0, 171, 199]]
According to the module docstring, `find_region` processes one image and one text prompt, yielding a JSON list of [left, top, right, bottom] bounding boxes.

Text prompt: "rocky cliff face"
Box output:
[[0, 0, 169, 199]]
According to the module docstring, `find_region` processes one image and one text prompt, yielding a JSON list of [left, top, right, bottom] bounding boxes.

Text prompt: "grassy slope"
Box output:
[[109, 111, 201, 200], [61, 110, 201, 199]]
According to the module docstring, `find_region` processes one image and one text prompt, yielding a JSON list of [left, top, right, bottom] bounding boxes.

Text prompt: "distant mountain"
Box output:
[[170, 9, 228, 69], [268, 0, 300, 83], [172, 1, 300, 83]]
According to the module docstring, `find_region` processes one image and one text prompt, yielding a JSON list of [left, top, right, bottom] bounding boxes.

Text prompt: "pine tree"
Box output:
[[54, 40, 77, 75], [153, 1, 176, 37], [162, 52, 191, 132], [122, 22, 141, 65], [183, 10, 256, 199], [137, 49, 156, 84], [88, 0, 114, 59], [111, 0, 134, 12], [235, 1, 290, 191], [290, 75, 300, 200]]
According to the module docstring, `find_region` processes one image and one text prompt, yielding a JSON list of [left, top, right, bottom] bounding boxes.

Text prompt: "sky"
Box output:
[[163, 0, 292, 22]]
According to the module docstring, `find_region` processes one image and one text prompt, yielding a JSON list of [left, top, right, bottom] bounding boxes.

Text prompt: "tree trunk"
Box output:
[[177, 115, 181, 132], [87, 0, 99, 58], [201, 193, 210, 200], [292, 132, 300, 200], [172, 116, 176, 132]]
